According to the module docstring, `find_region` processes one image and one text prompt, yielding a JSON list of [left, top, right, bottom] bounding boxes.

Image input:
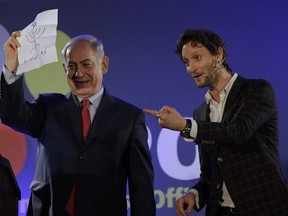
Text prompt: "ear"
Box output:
[[216, 47, 224, 63], [101, 56, 109, 74]]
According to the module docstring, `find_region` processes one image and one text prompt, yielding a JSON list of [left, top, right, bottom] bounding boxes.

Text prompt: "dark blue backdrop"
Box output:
[[0, 0, 287, 215]]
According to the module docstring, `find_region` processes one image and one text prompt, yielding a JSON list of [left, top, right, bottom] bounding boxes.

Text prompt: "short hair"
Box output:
[[175, 29, 232, 72], [61, 35, 104, 64]]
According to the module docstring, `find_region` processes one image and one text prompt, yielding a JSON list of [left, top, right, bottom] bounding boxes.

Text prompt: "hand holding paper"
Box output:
[[16, 9, 58, 74]]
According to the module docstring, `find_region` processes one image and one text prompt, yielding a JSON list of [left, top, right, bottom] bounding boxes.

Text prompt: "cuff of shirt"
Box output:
[[2, 65, 21, 84], [187, 188, 200, 209]]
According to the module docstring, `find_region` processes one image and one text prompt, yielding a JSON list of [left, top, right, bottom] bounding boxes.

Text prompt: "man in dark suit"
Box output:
[[0, 31, 156, 215], [144, 29, 288, 216]]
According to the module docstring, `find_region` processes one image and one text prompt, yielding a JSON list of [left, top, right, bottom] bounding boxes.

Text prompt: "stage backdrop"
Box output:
[[0, 0, 287, 215]]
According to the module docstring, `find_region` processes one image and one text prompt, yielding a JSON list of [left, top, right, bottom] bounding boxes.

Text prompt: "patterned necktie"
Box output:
[[81, 99, 91, 141], [65, 99, 91, 215]]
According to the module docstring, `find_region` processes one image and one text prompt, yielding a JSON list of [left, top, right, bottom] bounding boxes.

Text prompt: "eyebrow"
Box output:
[[80, 59, 93, 63], [68, 59, 93, 64], [182, 51, 202, 58]]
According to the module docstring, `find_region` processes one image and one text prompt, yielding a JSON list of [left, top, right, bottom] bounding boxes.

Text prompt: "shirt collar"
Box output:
[[77, 86, 104, 107], [205, 73, 238, 104]]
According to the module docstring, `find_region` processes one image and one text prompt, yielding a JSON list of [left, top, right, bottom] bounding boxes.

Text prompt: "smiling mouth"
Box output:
[[74, 80, 89, 85], [193, 74, 203, 79]]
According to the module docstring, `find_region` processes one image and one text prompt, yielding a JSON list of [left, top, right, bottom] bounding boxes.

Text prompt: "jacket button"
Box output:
[[217, 157, 223, 162], [79, 156, 84, 160], [216, 184, 221, 189]]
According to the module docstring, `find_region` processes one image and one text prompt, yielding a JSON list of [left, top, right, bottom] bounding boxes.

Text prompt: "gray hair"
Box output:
[[61, 34, 105, 64]]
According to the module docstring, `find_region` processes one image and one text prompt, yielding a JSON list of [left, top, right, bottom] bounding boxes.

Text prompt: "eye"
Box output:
[[67, 64, 76, 70], [83, 63, 92, 68], [193, 55, 201, 61]]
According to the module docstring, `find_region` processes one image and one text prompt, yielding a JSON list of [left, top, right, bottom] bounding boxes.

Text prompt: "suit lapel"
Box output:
[[81, 91, 118, 151], [194, 102, 210, 122], [222, 76, 245, 121], [66, 93, 83, 146]]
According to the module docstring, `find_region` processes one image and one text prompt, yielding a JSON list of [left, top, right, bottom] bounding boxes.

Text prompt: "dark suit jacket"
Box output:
[[0, 75, 156, 216], [192, 76, 288, 216], [0, 155, 21, 216]]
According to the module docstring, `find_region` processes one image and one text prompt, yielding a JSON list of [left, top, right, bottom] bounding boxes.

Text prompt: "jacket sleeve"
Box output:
[[128, 110, 156, 216], [0, 74, 44, 137]]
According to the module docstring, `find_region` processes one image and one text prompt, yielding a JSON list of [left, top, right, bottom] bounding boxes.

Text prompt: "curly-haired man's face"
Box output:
[[181, 42, 222, 88]]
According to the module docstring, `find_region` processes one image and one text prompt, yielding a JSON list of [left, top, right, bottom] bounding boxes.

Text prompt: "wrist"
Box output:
[[180, 119, 192, 138], [179, 118, 187, 131], [5, 62, 18, 73]]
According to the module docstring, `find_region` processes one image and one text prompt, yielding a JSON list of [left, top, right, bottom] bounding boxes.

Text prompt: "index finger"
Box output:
[[143, 109, 159, 117]]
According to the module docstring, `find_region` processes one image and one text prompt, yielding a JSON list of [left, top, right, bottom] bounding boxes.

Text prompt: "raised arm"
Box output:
[[4, 31, 21, 72]]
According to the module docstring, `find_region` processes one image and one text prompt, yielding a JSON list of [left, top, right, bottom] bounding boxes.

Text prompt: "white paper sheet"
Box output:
[[16, 9, 58, 74]]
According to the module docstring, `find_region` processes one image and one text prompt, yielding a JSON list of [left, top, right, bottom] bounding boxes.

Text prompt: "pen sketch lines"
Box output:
[[23, 21, 46, 63]]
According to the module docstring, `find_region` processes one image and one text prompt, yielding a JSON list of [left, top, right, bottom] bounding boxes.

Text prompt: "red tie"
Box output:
[[65, 99, 91, 215], [81, 99, 91, 141]]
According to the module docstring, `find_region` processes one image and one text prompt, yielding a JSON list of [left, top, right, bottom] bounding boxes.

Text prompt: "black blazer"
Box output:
[[192, 76, 288, 216], [0, 75, 156, 216]]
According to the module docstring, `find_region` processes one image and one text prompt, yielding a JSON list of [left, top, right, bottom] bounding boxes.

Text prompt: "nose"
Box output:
[[187, 64, 196, 75], [74, 71, 83, 77]]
